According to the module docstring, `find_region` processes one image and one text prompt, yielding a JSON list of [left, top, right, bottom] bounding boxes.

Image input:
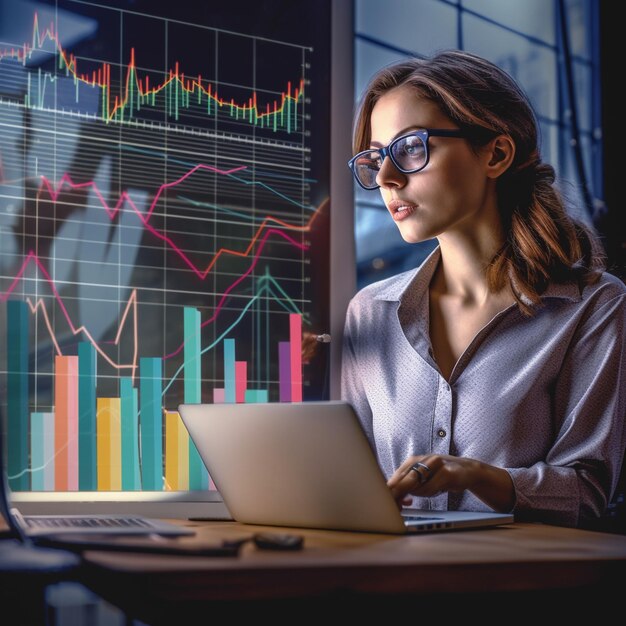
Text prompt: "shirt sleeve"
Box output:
[[340, 297, 376, 453], [504, 293, 626, 528]]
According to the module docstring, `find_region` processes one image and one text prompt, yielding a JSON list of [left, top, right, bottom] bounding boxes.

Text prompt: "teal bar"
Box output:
[[121, 378, 140, 490], [7, 300, 29, 491], [244, 390, 268, 403], [184, 307, 201, 402], [30, 412, 55, 491], [185, 307, 208, 490], [139, 358, 163, 490], [43, 413, 54, 491], [31, 412, 45, 491], [78, 342, 97, 490], [224, 339, 236, 403]]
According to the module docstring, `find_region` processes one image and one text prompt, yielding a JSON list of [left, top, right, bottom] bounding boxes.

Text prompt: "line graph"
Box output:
[[0, 12, 307, 131], [0, 0, 329, 493]]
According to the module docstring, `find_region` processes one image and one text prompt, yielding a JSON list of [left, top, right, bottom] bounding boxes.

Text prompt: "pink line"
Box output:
[[2, 227, 305, 368], [164, 227, 306, 360], [1, 163, 307, 366], [38, 164, 247, 280], [213, 388, 225, 404], [2, 256, 139, 379]]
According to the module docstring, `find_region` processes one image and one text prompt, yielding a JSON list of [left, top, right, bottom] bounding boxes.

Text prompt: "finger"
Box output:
[[387, 464, 416, 488], [389, 465, 427, 499], [389, 458, 427, 487], [408, 471, 448, 498]]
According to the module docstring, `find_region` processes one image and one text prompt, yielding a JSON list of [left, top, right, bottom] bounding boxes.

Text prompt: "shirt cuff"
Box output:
[[503, 466, 580, 527]]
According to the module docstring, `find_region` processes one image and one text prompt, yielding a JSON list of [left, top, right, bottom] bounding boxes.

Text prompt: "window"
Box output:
[[353, 0, 601, 288]]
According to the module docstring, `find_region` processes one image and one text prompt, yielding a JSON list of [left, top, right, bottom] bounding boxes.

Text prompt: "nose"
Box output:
[[375, 155, 407, 189]]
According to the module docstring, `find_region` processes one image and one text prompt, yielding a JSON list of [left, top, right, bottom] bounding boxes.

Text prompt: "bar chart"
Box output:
[[5, 297, 305, 491]]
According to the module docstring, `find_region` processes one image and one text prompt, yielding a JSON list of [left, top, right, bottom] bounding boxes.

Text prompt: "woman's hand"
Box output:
[[386, 454, 515, 513]]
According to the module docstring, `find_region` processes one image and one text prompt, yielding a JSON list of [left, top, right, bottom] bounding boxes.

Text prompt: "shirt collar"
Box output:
[[373, 246, 441, 302], [372, 245, 583, 303]]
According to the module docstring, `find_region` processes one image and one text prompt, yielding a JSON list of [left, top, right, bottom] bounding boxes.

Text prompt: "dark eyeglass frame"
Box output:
[[347, 128, 470, 190]]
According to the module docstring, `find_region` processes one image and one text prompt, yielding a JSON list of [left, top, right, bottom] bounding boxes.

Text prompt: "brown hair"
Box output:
[[353, 50, 605, 315]]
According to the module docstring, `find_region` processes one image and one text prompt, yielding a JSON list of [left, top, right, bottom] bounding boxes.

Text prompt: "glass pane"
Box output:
[[463, 12, 558, 122], [572, 60, 591, 132], [462, 0, 556, 46], [538, 120, 559, 174], [557, 131, 594, 225], [565, 0, 591, 59], [356, 0, 458, 56], [355, 39, 407, 104]]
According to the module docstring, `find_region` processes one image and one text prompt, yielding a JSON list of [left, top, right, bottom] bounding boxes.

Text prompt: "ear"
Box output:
[[485, 135, 515, 179]]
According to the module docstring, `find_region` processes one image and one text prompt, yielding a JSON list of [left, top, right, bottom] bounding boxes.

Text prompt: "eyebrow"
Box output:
[[369, 125, 425, 148]]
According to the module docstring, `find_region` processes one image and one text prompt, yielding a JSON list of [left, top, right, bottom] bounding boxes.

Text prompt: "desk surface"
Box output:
[[81, 520, 626, 621]]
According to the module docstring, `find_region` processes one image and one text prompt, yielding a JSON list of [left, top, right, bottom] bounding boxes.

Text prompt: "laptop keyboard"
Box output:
[[24, 516, 153, 529]]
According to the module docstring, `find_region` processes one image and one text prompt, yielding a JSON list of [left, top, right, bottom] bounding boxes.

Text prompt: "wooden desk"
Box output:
[[81, 520, 626, 623]]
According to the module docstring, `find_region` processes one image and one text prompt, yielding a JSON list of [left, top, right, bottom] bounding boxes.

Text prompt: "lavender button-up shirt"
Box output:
[[341, 246, 626, 527]]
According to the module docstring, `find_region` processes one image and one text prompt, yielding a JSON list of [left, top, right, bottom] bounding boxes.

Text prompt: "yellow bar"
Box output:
[[109, 398, 122, 491], [97, 398, 111, 491], [165, 411, 177, 490], [97, 398, 121, 491], [177, 413, 189, 491], [165, 411, 179, 491], [165, 410, 190, 491]]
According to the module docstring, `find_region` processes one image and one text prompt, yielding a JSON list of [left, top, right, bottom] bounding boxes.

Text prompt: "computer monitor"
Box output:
[[0, 0, 354, 517]]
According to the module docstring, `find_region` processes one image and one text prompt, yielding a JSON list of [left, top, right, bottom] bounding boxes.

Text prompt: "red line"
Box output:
[[162, 226, 307, 360], [1, 224, 308, 367], [2, 169, 322, 367], [35, 163, 321, 281], [0, 13, 304, 123]]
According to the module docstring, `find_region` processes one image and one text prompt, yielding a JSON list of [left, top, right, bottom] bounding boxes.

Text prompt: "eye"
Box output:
[[357, 153, 382, 170], [395, 136, 425, 160]]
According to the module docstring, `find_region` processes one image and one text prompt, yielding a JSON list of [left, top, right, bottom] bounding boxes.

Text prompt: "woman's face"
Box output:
[[369, 85, 495, 244]]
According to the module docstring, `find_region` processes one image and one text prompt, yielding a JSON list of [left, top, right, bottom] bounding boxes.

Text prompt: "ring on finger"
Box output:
[[408, 462, 432, 484]]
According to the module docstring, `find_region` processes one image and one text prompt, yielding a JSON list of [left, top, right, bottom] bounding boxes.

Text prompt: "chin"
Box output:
[[397, 226, 432, 245]]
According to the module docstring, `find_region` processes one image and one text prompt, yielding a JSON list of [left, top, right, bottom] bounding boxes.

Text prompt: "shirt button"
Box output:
[[437, 429, 447, 438]]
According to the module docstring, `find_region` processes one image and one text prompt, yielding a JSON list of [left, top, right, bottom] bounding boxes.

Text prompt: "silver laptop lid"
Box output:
[[179, 401, 409, 534]]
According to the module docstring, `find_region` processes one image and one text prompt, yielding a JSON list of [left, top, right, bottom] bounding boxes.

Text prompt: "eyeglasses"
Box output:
[[347, 128, 470, 190]]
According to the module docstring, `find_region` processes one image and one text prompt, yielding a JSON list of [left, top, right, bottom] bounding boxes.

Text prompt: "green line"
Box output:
[[161, 274, 308, 398]]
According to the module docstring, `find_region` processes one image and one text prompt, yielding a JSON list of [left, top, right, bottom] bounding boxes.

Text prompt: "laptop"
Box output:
[[0, 407, 193, 539], [178, 401, 514, 534]]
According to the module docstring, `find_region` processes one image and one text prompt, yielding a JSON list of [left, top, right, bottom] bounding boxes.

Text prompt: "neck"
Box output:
[[433, 221, 507, 306]]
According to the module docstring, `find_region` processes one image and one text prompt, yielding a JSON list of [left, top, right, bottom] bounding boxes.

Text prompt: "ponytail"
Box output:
[[488, 158, 606, 316]]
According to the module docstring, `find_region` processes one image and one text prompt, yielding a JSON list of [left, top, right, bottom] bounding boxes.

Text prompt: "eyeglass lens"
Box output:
[[353, 133, 427, 189]]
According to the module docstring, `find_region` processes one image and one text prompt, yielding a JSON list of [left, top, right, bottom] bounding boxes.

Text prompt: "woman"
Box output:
[[342, 50, 626, 528]]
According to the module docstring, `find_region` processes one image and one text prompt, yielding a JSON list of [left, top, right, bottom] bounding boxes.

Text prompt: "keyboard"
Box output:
[[24, 515, 154, 530]]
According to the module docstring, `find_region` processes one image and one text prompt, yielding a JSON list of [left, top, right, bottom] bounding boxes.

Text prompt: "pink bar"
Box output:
[[289, 313, 302, 402], [213, 388, 225, 403], [67, 357, 79, 491], [54, 356, 79, 491], [235, 361, 247, 403]]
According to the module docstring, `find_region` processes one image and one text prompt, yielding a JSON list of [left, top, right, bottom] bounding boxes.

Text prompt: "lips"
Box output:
[[387, 199, 418, 222]]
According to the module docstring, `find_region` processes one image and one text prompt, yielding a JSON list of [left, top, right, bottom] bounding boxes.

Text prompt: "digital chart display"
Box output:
[[0, 0, 331, 492]]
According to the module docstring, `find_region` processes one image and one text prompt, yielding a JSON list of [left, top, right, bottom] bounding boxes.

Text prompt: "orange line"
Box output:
[[26, 289, 139, 382]]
